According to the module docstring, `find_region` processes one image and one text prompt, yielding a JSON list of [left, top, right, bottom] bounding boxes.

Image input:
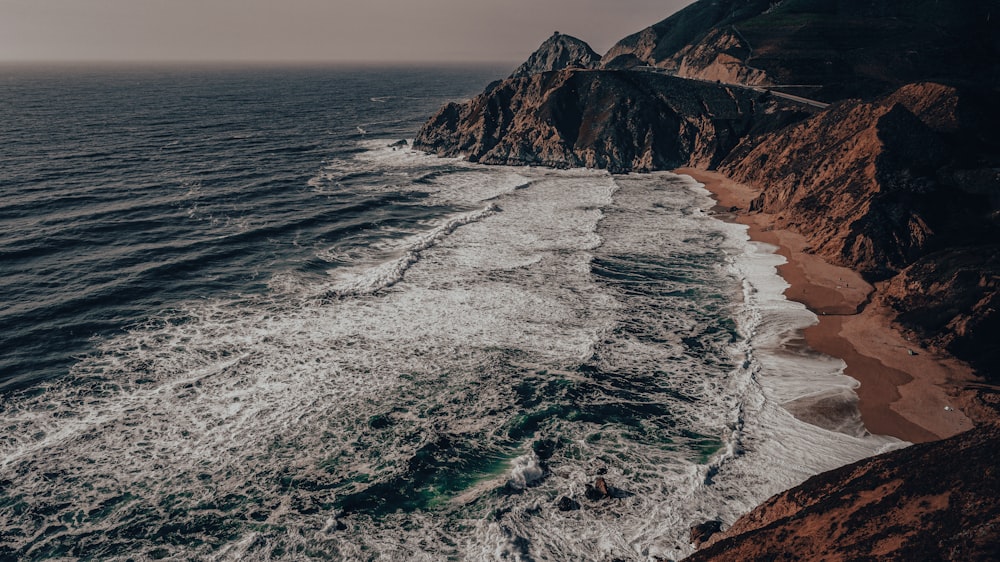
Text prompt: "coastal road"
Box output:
[[749, 87, 830, 109], [633, 65, 830, 109]]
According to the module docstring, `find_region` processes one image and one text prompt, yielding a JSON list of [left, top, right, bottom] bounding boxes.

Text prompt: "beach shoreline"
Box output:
[[676, 168, 978, 444]]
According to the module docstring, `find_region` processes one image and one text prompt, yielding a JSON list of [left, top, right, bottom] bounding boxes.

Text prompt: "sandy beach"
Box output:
[[676, 168, 978, 443]]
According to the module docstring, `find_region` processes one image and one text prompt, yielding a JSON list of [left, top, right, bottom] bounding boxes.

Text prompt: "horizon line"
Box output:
[[0, 58, 522, 68]]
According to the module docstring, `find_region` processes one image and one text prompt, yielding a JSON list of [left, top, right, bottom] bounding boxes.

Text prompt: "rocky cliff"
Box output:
[[879, 250, 1000, 383], [720, 83, 997, 279], [687, 419, 1000, 561], [415, 0, 1000, 380], [509, 32, 600, 79], [414, 69, 812, 172], [719, 82, 1000, 379]]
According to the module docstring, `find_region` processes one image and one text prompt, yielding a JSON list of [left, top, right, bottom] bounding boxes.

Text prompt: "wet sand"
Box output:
[[677, 168, 976, 443]]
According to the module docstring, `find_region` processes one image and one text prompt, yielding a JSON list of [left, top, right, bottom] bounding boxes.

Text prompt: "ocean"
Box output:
[[0, 65, 900, 561]]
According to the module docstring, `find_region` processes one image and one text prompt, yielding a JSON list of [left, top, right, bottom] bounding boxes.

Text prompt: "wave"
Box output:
[[0, 120, 910, 560], [327, 204, 500, 295]]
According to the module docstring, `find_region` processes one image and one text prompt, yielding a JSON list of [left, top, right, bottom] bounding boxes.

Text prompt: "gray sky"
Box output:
[[0, 0, 694, 64]]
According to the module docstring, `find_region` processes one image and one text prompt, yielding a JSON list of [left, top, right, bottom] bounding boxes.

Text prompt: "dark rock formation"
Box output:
[[687, 422, 1000, 561], [510, 32, 600, 79], [723, 83, 952, 277], [556, 496, 581, 511], [585, 477, 610, 501], [689, 520, 723, 548], [879, 249, 1000, 380], [602, 0, 1000, 101], [413, 69, 812, 172]]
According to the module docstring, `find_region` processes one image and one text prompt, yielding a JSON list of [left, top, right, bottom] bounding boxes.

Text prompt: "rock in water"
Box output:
[[556, 496, 581, 511], [585, 477, 611, 501], [509, 32, 600, 79]]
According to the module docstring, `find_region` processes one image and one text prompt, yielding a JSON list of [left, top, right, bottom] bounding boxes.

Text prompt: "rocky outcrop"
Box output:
[[879, 249, 1000, 380], [687, 422, 1000, 561], [413, 69, 812, 172], [673, 28, 769, 86], [584, 477, 611, 501], [719, 82, 1000, 378], [721, 84, 958, 278], [689, 520, 723, 548], [509, 32, 600, 78]]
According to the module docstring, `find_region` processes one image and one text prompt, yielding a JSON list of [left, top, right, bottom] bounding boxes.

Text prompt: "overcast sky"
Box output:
[[0, 0, 694, 64]]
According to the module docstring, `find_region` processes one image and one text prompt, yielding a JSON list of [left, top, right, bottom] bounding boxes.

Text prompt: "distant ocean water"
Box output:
[[0, 65, 900, 561]]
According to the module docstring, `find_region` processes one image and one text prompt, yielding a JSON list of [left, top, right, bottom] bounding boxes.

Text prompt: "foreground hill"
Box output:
[[688, 418, 1000, 561]]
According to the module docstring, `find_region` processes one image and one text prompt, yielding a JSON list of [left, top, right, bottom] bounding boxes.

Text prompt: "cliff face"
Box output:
[[413, 70, 811, 172], [509, 32, 600, 79], [687, 421, 1000, 561], [672, 28, 769, 86], [719, 82, 1000, 378], [720, 83, 969, 278]]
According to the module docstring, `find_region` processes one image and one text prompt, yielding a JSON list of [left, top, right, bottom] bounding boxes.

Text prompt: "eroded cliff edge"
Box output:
[[414, 69, 811, 172]]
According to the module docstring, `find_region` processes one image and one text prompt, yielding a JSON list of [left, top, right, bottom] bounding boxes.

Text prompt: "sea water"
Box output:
[[0, 65, 900, 561]]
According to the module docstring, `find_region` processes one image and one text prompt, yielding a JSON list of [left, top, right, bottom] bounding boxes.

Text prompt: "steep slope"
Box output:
[[509, 32, 600, 78], [413, 69, 811, 172], [718, 82, 1000, 379], [879, 250, 1000, 381], [720, 84, 972, 278], [600, 0, 772, 70], [687, 421, 1000, 561], [603, 0, 1000, 101]]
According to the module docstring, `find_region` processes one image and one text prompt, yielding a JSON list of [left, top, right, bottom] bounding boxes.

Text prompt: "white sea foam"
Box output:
[[328, 203, 499, 295], [650, 174, 904, 554], [307, 139, 537, 205], [507, 452, 545, 491], [0, 146, 907, 561]]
